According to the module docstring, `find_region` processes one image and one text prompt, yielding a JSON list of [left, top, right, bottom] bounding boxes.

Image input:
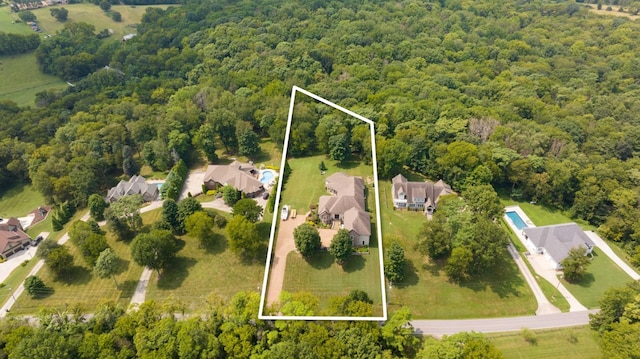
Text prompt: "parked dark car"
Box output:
[[31, 235, 43, 246], [262, 192, 269, 200]]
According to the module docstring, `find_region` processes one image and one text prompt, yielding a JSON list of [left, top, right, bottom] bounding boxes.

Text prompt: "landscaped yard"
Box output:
[[382, 185, 537, 319], [500, 219, 570, 312], [280, 155, 374, 214], [501, 199, 595, 230], [560, 248, 634, 309], [281, 230, 384, 315], [0, 183, 46, 218], [488, 326, 601, 359], [145, 210, 267, 311], [8, 209, 156, 314]]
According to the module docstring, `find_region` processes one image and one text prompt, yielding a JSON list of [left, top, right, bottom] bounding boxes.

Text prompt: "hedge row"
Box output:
[[160, 160, 188, 201]]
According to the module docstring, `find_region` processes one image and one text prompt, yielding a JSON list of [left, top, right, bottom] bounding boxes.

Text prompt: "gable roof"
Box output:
[[319, 172, 370, 237], [392, 174, 452, 207], [204, 160, 263, 194], [523, 223, 595, 264], [0, 218, 30, 255], [343, 207, 371, 236], [107, 175, 158, 201]]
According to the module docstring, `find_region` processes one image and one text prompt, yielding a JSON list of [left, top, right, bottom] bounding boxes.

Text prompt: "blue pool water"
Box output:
[[259, 170, 275, 184], [506, 211, 528, 230]]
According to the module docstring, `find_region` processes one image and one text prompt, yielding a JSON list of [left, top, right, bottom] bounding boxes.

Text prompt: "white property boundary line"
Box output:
[[258, 86, 387, 321]]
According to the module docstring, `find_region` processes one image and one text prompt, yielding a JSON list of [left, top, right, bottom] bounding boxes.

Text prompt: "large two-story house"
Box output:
[[318, 172, 371, 246], [106, 175, 159, 203], [0, 218, 31, 259], [391, 174, 452, 215]]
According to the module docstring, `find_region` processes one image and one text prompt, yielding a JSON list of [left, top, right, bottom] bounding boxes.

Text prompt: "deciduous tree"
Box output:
[[226, 215, 263, 261], [293, 223, 321, 257], [232, 198, 263, 223], [24, 276, 46, 298], [185, 211, 215, 248], [329, 229, 352, 264], [562, 246, 591, 282], [222, 185, 241, 206], [384, 241, 405, 284], [93, 248, 120, 289], [130, 230, 178, 276], [88, 193, 108, 221]]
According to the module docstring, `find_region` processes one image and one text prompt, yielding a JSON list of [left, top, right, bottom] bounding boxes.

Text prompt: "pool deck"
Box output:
[[503, 205, 587, 313]]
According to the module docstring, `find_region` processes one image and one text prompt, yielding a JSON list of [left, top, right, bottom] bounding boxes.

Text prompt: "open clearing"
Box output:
[[488, 326, 601, 359], [145, 210, 268, 312], [0, 4, 172, 106], [588, 5, 640, 20], [0, 183, 46, 218]]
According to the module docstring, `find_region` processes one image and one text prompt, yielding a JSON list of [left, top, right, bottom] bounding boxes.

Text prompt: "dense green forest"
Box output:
[[2, 0, 640, 355]]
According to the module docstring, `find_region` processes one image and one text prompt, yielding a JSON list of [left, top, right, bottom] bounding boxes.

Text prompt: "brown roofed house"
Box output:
[[0, 218, 31, 259], [318, 172, 371, 246], [391, 174, 452, 215], [203, 160, 264, 197]]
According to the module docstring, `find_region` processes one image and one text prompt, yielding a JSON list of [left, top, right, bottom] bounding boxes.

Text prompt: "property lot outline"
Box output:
[[258, 86, 387, 321]]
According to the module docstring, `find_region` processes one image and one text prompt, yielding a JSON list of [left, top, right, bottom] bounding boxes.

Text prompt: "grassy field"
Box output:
[[488, 326, 601, 359], [382, 186, 537, 319], [9, 209, 155, 314], [588, 4, 640, 20], [282, 231, 384, 315], [145, 209, 267, 312], [0, 4, 172, 106], [560, 248, 634, 309], [0, 53, 67, 106], [0, 183, 46, 218]]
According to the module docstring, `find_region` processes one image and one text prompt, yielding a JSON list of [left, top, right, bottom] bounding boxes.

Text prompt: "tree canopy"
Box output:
[[293, 223, 321, 257], [130, 230, 178, 276]]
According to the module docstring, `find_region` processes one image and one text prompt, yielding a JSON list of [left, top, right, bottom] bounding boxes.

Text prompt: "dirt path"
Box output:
[[265, 214, 306, 305]]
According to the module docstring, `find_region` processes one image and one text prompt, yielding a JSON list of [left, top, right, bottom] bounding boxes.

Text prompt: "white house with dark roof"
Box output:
[[391, 174, 452, 215], [318, 172, 370, 246], [522, 223, 595, 270], [203, 160, 264, 197], [106, 175, 159, 203]]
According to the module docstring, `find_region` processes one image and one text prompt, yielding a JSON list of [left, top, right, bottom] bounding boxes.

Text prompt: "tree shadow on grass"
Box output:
[[115, 257, 130, 276], [343, 255, 365, 273], [251, 149, 270, 164], [395, 260, 420, 288], [117, 279, 139, 300], [458, 251, 525, 298], [422, 258, 445, 277], [567, 273, 595, 288], [175, 238, 186, 251], [256, 222, 272, 240], [32, 286, 55, 300], [203, 233, 228, 254], [157, 256, 197, 290], [59, 266, 92, 285], [335, 160, 361, 170], [306, 251, 333, 269]]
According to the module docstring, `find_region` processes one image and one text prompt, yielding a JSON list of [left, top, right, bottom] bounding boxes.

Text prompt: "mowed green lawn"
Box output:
[[488, 326, 601, 359], [282, 231, 384, 316], [382, 183, 536, 319], [505, 201, 634, 309], [0, 4, 172, 106], [560, 249, 634, 309], [145, 210, 267, 312], [281, 155, 375, 214], [9, 209, 157, 314], [0, 53, 68, 106], [0, 183, 46, 218]]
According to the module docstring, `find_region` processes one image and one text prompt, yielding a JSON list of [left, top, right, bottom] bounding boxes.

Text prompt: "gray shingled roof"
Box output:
[[107, 175, 158, 201], [319, 172, 369, 237], [523, 223, 595, 264], [392, 174, 452, 208]]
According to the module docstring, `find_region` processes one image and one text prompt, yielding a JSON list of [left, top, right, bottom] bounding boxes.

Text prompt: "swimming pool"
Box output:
[[259, 170, 276, 184], [506, 211, 528, 230]]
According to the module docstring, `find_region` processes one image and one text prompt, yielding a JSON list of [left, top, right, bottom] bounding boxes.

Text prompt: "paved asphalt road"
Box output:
[[411, 309, 599, 335]]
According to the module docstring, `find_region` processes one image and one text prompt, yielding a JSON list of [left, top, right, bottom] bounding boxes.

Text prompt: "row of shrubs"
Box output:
[[160, 160, 188, 201]]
